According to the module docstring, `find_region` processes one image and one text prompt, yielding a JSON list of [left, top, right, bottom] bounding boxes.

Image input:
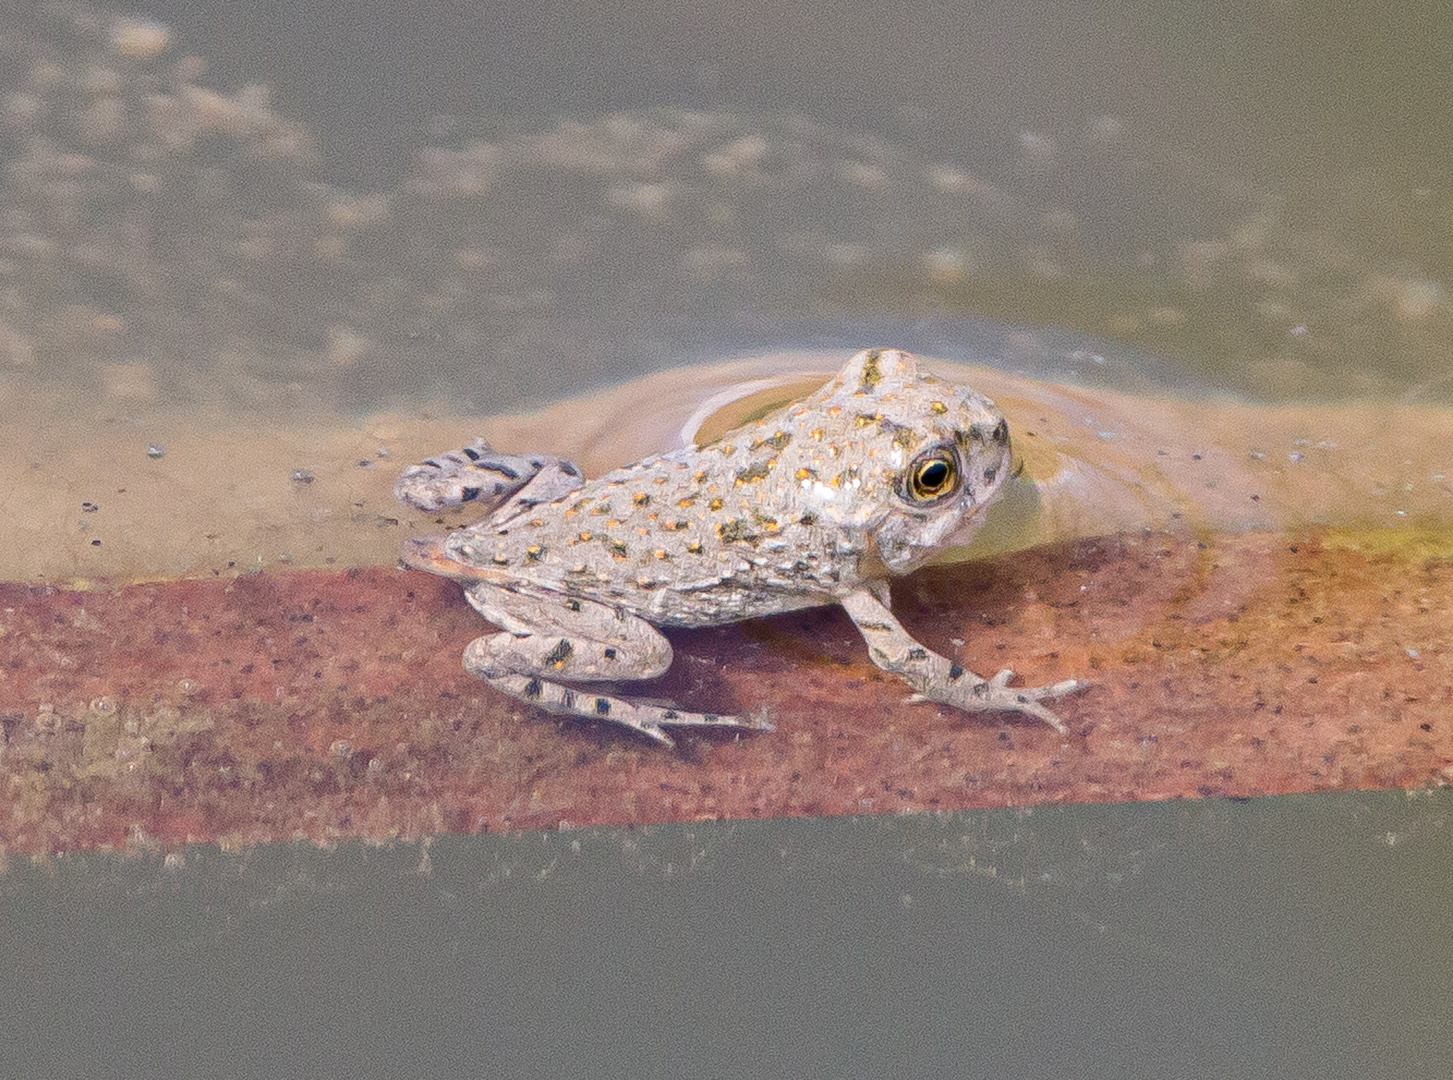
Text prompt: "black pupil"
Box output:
[[918, 459, 950, 492]]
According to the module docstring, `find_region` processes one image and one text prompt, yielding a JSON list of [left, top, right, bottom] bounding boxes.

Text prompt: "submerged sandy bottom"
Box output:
[[1, 354, 1451, 852], [1, 531, 1449, 853]]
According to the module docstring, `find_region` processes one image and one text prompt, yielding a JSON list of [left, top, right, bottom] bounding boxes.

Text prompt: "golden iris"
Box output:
[[907, 449, 959, 502]]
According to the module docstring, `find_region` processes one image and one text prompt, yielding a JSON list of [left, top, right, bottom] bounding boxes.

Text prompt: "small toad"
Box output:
[[397, 348, 1083, 745]]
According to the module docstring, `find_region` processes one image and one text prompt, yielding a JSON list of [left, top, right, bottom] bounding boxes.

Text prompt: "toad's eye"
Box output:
[[905, 448, 960, 503]]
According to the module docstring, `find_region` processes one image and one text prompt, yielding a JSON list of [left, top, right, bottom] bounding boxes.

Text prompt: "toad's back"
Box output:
[[422, 347, 1014, 627]]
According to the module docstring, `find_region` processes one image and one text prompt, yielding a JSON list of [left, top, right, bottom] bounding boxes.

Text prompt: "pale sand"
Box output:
[[3, 352, 1449, 585]]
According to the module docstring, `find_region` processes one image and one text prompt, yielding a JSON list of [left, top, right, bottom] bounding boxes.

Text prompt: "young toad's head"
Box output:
[[774, 348, 1012, 574]]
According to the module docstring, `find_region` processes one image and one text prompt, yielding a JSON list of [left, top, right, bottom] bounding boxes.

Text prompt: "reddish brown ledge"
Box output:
[[1, 529, 1450, 854]]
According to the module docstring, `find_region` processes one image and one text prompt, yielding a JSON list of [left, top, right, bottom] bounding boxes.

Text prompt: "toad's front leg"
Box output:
[[839, 587, 1085, 734], [462, 586, 772, 748]]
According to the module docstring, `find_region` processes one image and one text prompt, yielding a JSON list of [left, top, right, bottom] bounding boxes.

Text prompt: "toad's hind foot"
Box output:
[[394, 439, 582, 514], [489, 673, 774, 748]]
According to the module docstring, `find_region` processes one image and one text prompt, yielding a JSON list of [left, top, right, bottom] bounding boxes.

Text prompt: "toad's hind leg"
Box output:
[[460, 620, 773, 748], [394, 438, 583, 514], [486, 671, 770, 748]]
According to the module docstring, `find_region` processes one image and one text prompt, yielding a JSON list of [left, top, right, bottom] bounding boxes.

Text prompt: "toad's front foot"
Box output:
[[841, 587, 1086, 735], [911, 670, 1088, 734]]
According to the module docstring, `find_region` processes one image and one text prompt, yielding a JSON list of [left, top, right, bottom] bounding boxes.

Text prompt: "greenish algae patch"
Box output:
[[1320, 522, 1453, 563]]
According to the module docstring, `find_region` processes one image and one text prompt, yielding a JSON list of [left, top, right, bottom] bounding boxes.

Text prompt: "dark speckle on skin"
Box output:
[[859, 349, 882, 389], [735, 461, 773, 484]]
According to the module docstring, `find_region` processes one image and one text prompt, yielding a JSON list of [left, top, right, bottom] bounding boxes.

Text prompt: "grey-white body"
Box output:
[[397, 348, 1084, 745]]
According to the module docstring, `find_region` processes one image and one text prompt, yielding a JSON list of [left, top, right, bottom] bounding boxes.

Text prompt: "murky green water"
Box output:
[[3, 2, 1452, 1075], [3, 791, 1451, 1078], [6, 0, 1452, 421]]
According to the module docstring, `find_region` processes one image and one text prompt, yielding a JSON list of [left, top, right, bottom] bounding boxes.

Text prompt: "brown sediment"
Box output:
[[2, 528, 1449, 854]]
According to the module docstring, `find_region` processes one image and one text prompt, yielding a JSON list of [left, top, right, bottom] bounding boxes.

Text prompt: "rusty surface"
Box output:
[[1, 529, 1450, 854]]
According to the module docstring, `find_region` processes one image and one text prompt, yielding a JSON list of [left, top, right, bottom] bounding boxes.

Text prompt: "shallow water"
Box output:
[[3, 2, 1453, 1075]]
